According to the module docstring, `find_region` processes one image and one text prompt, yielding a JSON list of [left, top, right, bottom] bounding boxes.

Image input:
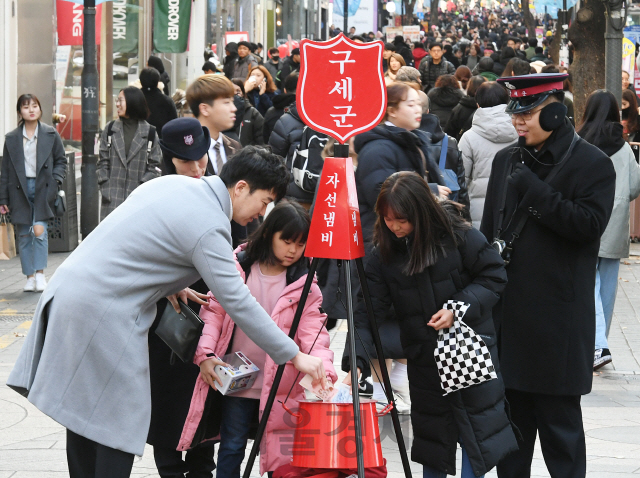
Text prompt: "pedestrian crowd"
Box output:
[[2, 7, 640, 478]]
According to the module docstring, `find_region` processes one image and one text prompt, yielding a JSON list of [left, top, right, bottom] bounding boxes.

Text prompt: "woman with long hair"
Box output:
[[244, 65, 278, 116], [384, 52, 406, 83], [346, 172, 516, 478], [621, 88, 640, 142], [427, 74, 464, 129], [454, 65, 472, 91], [462, 43, 481, 71], [0, 94, 67, 292], [577, 90, 640, 370]]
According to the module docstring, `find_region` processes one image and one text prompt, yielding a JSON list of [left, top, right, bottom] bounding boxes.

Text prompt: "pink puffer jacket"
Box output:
[[178, 246, 337, 475]]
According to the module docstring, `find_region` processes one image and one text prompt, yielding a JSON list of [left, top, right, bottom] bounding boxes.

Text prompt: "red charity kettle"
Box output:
[[282, 399, 392, 469]]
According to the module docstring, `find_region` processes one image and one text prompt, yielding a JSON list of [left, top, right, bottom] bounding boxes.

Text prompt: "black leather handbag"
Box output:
[[155, 300, 205, 363]]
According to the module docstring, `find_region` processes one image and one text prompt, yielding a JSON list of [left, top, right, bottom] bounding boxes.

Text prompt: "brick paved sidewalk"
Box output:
[[1, 246, 640, 477]]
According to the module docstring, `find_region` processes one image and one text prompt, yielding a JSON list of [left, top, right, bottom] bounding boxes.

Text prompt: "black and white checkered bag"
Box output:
[[434, 300, 498, 395]]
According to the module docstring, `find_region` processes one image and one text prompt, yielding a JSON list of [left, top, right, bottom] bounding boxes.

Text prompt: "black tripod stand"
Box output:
[[242, 147, 412, 478]]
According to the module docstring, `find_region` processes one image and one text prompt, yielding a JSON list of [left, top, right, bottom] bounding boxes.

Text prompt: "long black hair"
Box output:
[[374, 172, 470, 275], [577, 90, 620, 145], [245, 200, 311, 266]]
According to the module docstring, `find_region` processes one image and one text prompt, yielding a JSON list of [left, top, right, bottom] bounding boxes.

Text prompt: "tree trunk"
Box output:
[[403, 0, 417, 26], [430, 0, 438, 32], [522, 0, 537, 39], [549, 25, 562, 64], [568, 0, 606, 125]]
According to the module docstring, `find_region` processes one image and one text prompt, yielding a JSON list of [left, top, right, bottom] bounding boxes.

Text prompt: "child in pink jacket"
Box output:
[[178, 200, 337, 478]]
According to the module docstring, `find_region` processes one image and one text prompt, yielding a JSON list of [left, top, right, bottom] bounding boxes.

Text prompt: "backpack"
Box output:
[[290, 126, 330, 193], [106, 120, 157, 157]]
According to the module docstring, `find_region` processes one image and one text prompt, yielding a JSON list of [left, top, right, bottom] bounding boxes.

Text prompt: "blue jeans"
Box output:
[[422, 440, 483, 478], [216, 396, 259, 478], [595, 257, 620, 350], [17, 178, 48, 276]]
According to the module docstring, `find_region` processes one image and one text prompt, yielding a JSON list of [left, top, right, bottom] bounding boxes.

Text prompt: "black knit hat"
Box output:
[[159, 118, 211, 161]]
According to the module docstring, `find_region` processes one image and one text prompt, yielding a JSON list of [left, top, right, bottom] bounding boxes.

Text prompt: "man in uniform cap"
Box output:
[[480, 74, 616, 477]]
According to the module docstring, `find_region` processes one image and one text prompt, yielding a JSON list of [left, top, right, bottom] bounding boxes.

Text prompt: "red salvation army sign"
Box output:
[[297, 34, 386, 143]]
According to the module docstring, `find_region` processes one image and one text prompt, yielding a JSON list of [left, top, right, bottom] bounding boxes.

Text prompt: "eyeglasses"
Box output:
[[115, 98, 125, 105], [510, 108, 542, 122]]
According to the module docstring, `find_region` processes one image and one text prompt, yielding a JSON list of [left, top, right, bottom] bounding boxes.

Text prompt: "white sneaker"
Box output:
[[23, 277, 36, 292], [376, 393, 411, 415], [35, 273, 47, 292]]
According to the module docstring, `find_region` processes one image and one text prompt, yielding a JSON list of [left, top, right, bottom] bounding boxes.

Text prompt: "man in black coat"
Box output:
[[263, 72, 298, 142], [480, 74, 616, 478], [276, 48, 300, 90]]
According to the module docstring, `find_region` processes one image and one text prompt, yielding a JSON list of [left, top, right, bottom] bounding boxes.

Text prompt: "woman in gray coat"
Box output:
[[0, 93, 67, 292], [578, 90, 640, 370], [97, 86, 162, 221]]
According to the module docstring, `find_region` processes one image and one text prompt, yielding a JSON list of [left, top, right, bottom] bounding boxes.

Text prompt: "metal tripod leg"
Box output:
[[242, 257, 319, 478], [343, 259, 365, 478], [355, 257, 413, 478]]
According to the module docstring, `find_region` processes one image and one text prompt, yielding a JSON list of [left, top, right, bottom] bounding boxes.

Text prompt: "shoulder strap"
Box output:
[[438, 135, 449, 170], [147, 126, 157, 155], [106, 120, 115, 149]]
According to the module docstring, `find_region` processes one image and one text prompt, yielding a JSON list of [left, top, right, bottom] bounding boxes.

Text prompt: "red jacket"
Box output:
[[413, 48, 428, 69]]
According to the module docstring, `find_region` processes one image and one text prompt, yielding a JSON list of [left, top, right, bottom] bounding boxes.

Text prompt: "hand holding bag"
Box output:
[[0, 214, 16, 260], [434, 300, 497, 395], [155, 299, 205, 363]]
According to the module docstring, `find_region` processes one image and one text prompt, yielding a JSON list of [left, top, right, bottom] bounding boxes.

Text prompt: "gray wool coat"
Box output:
[[96, 118, 162, 221], [7, 175, 300, 456], [0, 122, 67, 224]]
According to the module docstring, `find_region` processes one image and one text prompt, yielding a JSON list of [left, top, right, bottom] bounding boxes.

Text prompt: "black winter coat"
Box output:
[[444, 95, 477, 140], [237, 99, 265, 146], [419, 114, 470, 212], [277, 57, 300, 89], [268, 102, 304, 169], [427, 87, 464, 130], [143, 87, 178, 139], [0, 122, 67, 224], [354, 124, 446, 242], [348, 226, 517, 476], [480, 118, 616, 396], [263, 93, 296, 142]]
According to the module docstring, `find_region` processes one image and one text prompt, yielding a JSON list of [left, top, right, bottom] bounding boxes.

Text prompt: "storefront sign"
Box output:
[[113, 0, 139, 53], [153, 0, 191, 53], [57, 0, 102, 46]]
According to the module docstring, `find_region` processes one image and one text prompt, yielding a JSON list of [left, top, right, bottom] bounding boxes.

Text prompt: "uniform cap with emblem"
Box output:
[[159, 117, 211, 161], [498, 73, 568, 114]]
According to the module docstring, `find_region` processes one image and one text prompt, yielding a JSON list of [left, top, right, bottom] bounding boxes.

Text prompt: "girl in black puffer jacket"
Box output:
[[347, 172, 517, 478]]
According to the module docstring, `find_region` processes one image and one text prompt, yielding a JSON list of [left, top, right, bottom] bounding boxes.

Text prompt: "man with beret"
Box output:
[[480, 73, 616, 478], [7, 131, 327, 477], [233, 40, 258, 79]]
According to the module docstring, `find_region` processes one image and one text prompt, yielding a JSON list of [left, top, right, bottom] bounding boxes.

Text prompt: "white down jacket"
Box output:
[[459, 104, 518, 228]]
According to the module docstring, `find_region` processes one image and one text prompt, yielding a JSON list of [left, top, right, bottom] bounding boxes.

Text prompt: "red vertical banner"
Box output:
[[305, 157, 365, 260], [57, 0, 102, 46]]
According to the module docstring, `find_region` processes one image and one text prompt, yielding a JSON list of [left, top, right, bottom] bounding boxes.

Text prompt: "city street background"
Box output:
[[1, 247, 640, 477]]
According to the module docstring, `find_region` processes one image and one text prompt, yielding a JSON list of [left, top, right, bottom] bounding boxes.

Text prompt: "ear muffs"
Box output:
[[539, 102, 567, 131]]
